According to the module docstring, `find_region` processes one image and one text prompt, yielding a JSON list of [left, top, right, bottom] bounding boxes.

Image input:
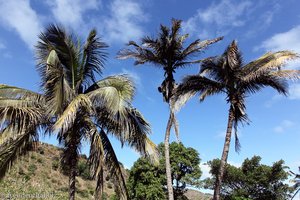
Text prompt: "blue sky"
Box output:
[[1, 0, 300, 192]]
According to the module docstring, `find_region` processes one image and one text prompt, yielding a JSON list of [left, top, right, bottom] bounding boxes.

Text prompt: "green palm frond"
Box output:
[[53, 94, 93, 133], [80, 29, 108, 88], [86, 75, 135, 116]]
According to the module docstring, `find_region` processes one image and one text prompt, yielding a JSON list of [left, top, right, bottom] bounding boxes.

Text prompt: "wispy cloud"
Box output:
[[258, 25, 300, 53], [183, 0, 280, 39], [182, 0, 252, 38], [0, 0, 42, 49], [274, 120, 294, 133], [103, 0, 147, 43], [46, 0, 100, 30]]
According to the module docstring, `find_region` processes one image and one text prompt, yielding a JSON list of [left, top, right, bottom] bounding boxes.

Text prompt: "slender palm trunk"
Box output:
[[213, 108, 234, 200], [69, 158, 77, 200], [165, 111, 174, 200]]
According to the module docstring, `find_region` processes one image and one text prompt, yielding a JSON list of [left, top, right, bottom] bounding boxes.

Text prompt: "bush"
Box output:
[[52, 160, 59, 171]]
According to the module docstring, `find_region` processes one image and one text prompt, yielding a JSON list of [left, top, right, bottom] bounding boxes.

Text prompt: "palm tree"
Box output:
[[0, 25, 156, 200], [118, 19, 222, 199], [175, 40, 299, 200]]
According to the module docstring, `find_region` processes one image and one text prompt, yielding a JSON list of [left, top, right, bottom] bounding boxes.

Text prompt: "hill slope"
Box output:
[[0, 142, 211, 199]]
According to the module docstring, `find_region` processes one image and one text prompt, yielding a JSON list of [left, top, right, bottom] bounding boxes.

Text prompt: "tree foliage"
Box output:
[[204, 156, 293, 200], [127, 142, 202, 200]]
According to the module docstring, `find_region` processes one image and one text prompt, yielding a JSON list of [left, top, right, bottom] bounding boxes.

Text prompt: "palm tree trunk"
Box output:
[[165, 111, 174, 200], [213, 107, 234, 200], [69, 158, 77, 200]]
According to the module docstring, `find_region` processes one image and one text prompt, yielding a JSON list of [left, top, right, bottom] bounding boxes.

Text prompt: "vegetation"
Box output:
[[118, 18, 222, 200], [204, 156, 293, 199], [0, 143, 121, 199], [175, 40, 299, 199], [127, 142, 202, 200]]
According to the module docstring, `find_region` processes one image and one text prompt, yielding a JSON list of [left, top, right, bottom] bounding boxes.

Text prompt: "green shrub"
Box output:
[[52, 160, 59, 171]]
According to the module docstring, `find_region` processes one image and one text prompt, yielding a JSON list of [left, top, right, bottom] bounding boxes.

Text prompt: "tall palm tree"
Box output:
[[175, 40, 299, 200], [118, 18, 222, 199], [0, 25, 156, 200]]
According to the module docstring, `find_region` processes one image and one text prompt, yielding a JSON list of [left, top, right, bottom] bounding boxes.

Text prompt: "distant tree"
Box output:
[[128, 142, 202, 200], [204, 156, 293, 200]]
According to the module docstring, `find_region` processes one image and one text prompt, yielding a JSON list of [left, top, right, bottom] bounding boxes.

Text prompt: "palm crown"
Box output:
[[118, 19, 223, 103]]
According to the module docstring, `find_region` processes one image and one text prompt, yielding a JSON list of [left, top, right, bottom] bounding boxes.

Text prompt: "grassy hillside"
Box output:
[[0, 143, 116, 200], [0, 142, 211, 200]]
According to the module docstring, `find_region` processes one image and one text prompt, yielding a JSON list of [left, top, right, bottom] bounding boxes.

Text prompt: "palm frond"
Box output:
[[0, 130, 37, 179], [180, 36, 223, 60], [36, 24, 81, 89], [270, 70, 300, 81], [98, 130, 128, 200], [88, 129, 105, 198], [42, 50, 74, 115], [80, 29, 108, 89], [0, 99, 44, 133], [243, 51, 299, 82], [86, 75, 135, 115], [0, 84, 43, 101], [53, 94, 93, 134]]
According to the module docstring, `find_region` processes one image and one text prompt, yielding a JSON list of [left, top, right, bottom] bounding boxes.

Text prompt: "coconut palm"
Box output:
[[118, 18, 222, 199], [0, 25, 156, 200], [175, 40, 299, 200]]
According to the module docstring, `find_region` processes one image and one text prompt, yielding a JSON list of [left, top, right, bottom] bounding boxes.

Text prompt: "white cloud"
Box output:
[[0, 0, 42, 49], [103, 0, 146, 43], [259, 26, 300, 53], [47, 0, 100, 29], [182, 0, 252, 38], [198, 0, 251, 27], [274, 120, 294, 133]]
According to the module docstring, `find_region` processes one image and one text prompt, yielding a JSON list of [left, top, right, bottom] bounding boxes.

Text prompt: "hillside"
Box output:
[[0, 142, 211, 199]]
